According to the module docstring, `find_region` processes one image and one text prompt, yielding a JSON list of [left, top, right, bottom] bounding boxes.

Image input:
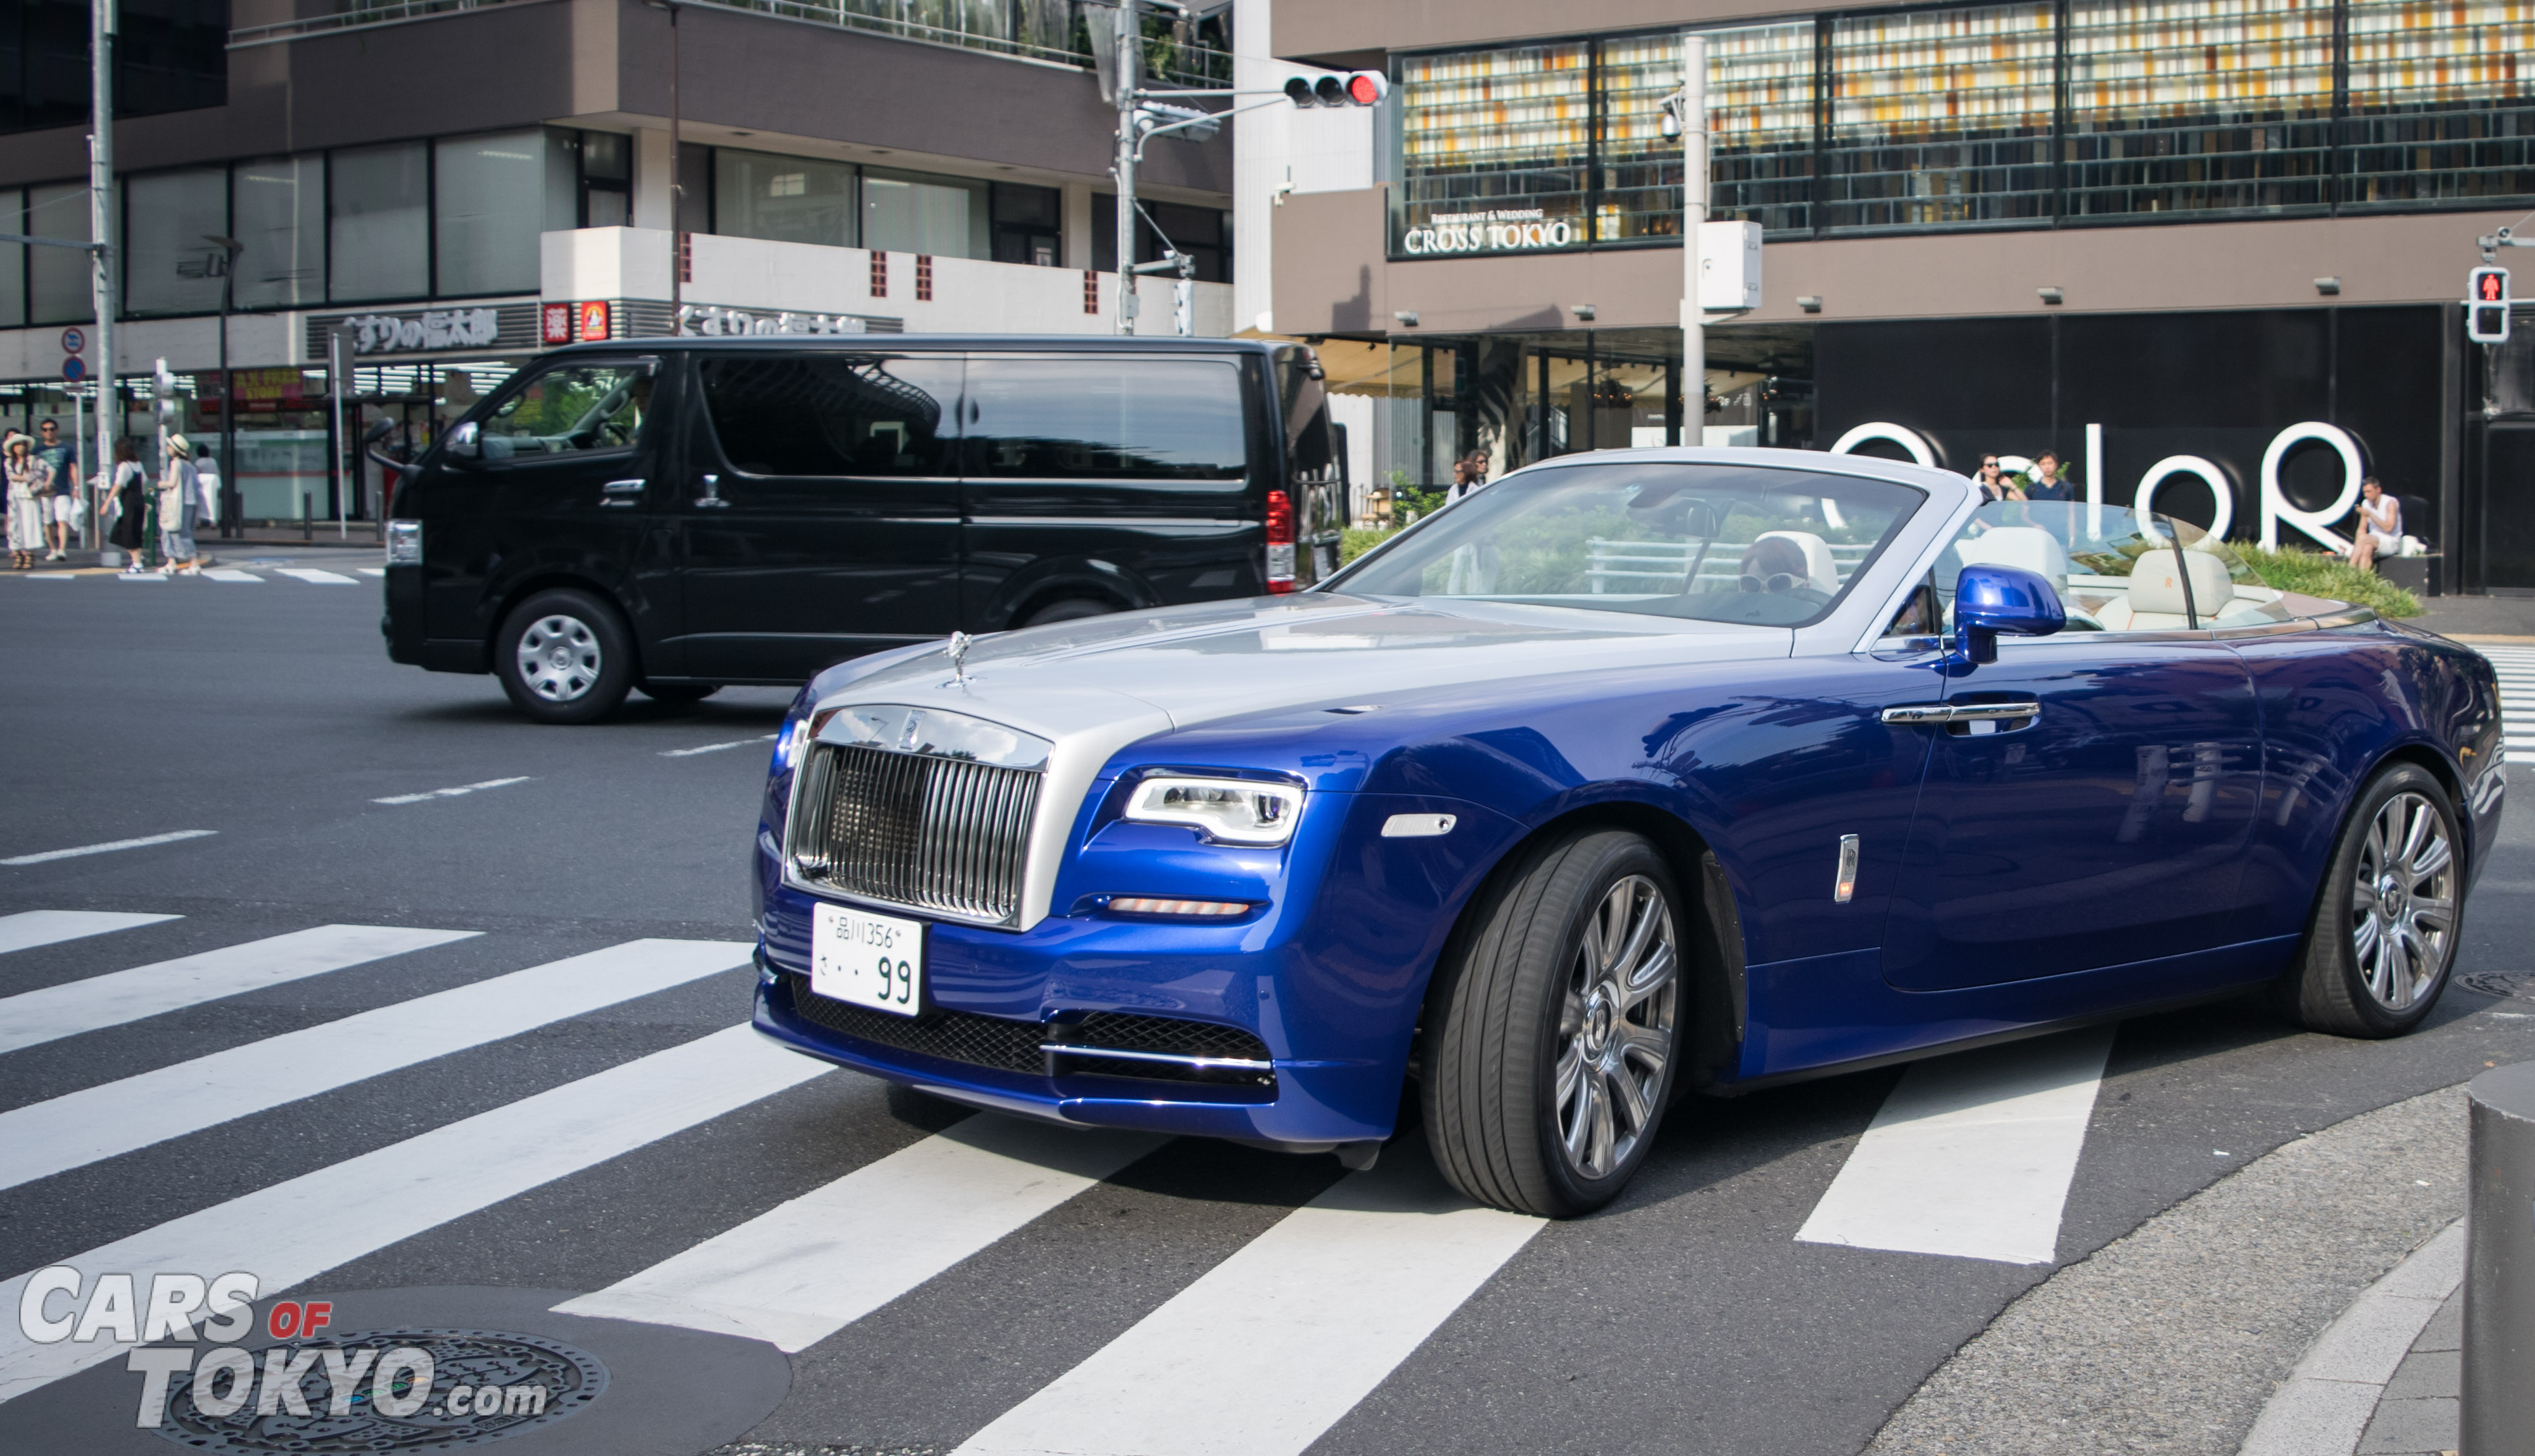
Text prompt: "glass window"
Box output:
[[715, 148, 856, 248], [966, 358, 1246, 480], [124, 167, 230, 316], [1930, 500, 2303, 633], [2342, 0, 2535, 209], [233, 156, 324, 311], [1595, 34, 1687, 243], [1705, 23, 1818, 236], [0, 190, 24, 329], [2064, 0, 2337, 220], [700, 354, 961, 476], [990, 181, 1062, 266], [27, 182, 92, 324], [1823, 4, 2056, 232], [435, 130, 556, 296], [580, 131, 632, 229], [863, 167, 990, 258], [330, 142, 428, 302], [472, 363, 653, 462], [1393, 42, 1593, 258], [1329, 460, 1921, 627]]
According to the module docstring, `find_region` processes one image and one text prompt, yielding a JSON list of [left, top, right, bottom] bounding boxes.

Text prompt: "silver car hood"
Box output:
[[809, 595, 1791, 928]]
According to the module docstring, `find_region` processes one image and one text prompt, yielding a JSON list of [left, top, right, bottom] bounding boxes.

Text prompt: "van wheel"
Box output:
[[495, 589, 635, 724], [638, 682, 719, 704], [1422, 829, 1686, 1217], [1021, 597, 1117, 628]]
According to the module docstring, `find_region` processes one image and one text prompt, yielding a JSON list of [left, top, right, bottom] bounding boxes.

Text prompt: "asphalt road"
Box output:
[[3, 566, 2532, 1456]]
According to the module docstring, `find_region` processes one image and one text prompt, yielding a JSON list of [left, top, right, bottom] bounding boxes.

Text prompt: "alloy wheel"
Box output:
[[516, 614, 604, 703], [1553, 873, 1678, 1181], [2349, 789, 2455, 1011]]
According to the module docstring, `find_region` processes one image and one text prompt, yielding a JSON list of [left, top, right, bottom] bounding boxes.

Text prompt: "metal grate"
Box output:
[[1068, 1013, 1272, 1064], [789, 743, 1040, 925], [784, 975, 1045, 1073]]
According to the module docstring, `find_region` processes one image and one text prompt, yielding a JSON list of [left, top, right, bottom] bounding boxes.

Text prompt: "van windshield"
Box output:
[[1325, 460, 1923, 627]]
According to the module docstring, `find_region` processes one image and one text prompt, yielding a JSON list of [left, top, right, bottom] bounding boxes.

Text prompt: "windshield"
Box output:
[[1325, 460, 1925, 627], [1928, 500, 2298, 633]]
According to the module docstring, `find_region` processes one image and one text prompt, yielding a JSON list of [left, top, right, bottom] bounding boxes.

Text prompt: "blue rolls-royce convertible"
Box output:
[[748, 449, 2503, 1216]]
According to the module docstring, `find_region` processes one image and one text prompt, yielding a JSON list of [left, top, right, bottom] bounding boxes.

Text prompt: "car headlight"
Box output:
[[385, 519, 422, 565], [1124, 775, 1304, 847]]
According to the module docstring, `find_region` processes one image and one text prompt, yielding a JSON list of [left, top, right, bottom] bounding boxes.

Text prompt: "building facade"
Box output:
[[0, 0, 1234, 524], [1260, 0, 2535, 593]]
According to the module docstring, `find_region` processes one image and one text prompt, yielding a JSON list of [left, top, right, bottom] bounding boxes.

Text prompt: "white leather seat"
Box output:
[[2097, 548, 2233, 631], [1953, 526, 2069, 597], [1753, 530, 1840, 594]]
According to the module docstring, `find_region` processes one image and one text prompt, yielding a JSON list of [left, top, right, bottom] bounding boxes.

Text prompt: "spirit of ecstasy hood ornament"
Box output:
[[945, 631, 973, 687]]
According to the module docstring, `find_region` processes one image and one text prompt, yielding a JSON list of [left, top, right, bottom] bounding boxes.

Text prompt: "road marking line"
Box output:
[[113, 572, 166, 582], [0, 910, 180, 956], [1794, 1027, 2113, 1266], [21, 573, 74, 581], [372, 776, 533, 805], [0, 924, 479, 1057], [0, 939, 750, 1192], [661, 740, 747, 757], [357, 567, 385, 578], [951, 1154, 1545, 1456], [201, 569, 261, 583], [0, 829, 218, 866], [559, 1117, 1166, 1350], [0, 1024, 828, 1407], [274, 567, 358, 585]]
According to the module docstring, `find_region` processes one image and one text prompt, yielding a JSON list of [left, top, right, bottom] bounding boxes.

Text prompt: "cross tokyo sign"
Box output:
[[345, 308, 501, 355], [1400, 209, 1576, 256]]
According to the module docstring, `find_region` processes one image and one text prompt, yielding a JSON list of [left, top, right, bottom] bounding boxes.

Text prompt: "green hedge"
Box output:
[[2234, 544, 2422, 618]]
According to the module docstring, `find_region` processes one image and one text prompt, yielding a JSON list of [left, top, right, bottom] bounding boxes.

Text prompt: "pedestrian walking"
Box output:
[[157, 434, 205, 576], [2348, 476, 2402, 572], [33, 417, 78, 561], [5, 430, 54, 570], [1451, 451, 1489, 500], [1972, 453, 2025, 503], [102, 439, 150, 569]]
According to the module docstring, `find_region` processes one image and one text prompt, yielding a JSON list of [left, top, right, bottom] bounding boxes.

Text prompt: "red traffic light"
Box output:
[[1346, 72, 1388, 105], [1287, 70, 1388, 107]]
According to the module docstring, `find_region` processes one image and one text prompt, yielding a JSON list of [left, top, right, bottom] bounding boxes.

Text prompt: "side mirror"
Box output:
[[1950, 563, 2066, 668]]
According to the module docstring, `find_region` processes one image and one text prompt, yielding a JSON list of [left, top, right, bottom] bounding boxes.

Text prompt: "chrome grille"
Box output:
[[788, 743, 1040, 925]]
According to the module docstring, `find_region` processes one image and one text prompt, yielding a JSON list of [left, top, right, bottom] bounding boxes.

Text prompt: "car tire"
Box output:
[[494, 588, 635, 725], [637, 681, 719, 704], [1021, 597, 1117, 628], [1422, 828, 1687, 1217], [2273, 761, 2463, 1038]]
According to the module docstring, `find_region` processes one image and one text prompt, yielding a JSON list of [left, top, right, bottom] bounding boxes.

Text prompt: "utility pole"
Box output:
[[205, 234, 239, 535], [1113, 0, 1141, 336], [89, 0, 116, 549], [1668, 35, 1709, 445]]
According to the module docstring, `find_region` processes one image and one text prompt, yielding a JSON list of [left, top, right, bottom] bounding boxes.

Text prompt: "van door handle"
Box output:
[[693, 473, 728, 509], [600, 478, 643, 508]]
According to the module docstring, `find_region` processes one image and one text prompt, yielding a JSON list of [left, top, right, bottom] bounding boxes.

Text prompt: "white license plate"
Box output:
[[811, 902, 925, 1016]]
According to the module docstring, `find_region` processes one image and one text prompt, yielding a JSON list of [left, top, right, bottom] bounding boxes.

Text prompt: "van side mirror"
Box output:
[[1950, 564, 2066, 668]]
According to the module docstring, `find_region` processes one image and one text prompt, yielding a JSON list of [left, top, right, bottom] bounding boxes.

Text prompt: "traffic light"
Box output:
[[2468, 265, 2511, 344], [1284, 71, 1387, 107]]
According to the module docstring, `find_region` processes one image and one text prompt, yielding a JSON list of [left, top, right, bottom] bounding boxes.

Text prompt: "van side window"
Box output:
[[966, 358, 1245, 481], [477, 364, 650, 460], [699, 354, 961, 477]]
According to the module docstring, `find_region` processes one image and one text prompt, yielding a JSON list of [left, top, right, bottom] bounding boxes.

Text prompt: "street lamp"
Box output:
[[203, 234, 242, 536]]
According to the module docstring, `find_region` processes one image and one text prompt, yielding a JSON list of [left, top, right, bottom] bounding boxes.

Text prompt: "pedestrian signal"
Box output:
[[2468, 266, 2511, 344]]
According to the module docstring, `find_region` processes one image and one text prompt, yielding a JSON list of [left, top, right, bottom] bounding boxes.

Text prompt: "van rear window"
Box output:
[[966, 358, 1245, 481]]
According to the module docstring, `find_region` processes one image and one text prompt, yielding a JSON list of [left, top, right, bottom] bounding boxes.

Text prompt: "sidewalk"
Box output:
[[2239, 1222, 2463, 1456], [2416, 593, 2535, 642]]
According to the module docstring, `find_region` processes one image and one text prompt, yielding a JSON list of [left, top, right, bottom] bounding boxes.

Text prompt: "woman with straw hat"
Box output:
[[4, 430, 54, 570], [158, 433, 205, 576]]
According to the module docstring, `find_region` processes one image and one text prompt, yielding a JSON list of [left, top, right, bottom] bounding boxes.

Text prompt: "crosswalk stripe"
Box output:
[[357, 567, 385, 578], [0, 924, 479, 1057], [1794, 1027, 2113, 1266], [558, 1115, 1167, 1351], [273, 568, 357, 585], [952, 1154, 1545, 1456], [200, 569, 260, 583], [0, 1023, 829, 1407], [0, 910, 178, 956], [0, 939, 750, 1192]]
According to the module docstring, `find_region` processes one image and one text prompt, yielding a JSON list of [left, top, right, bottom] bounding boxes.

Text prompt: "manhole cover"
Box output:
[[2456, 969, 2535, 1001], [154, 1328, 606, 1453]]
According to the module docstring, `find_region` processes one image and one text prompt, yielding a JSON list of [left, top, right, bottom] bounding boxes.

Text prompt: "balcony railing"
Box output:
[[232, 0, 1232, 86]]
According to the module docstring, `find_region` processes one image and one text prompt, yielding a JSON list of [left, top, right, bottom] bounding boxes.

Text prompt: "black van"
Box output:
[[382, 336, 1346, 722]]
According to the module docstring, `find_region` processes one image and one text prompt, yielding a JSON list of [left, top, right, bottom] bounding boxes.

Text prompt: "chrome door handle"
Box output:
[[693, 473, 727, 509], [1881, 701, 2043, 726], [601, 478, 643, 508]]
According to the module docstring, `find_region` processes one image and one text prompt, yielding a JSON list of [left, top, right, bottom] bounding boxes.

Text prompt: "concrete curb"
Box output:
[[2237, 1219, 2464, 1456]]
